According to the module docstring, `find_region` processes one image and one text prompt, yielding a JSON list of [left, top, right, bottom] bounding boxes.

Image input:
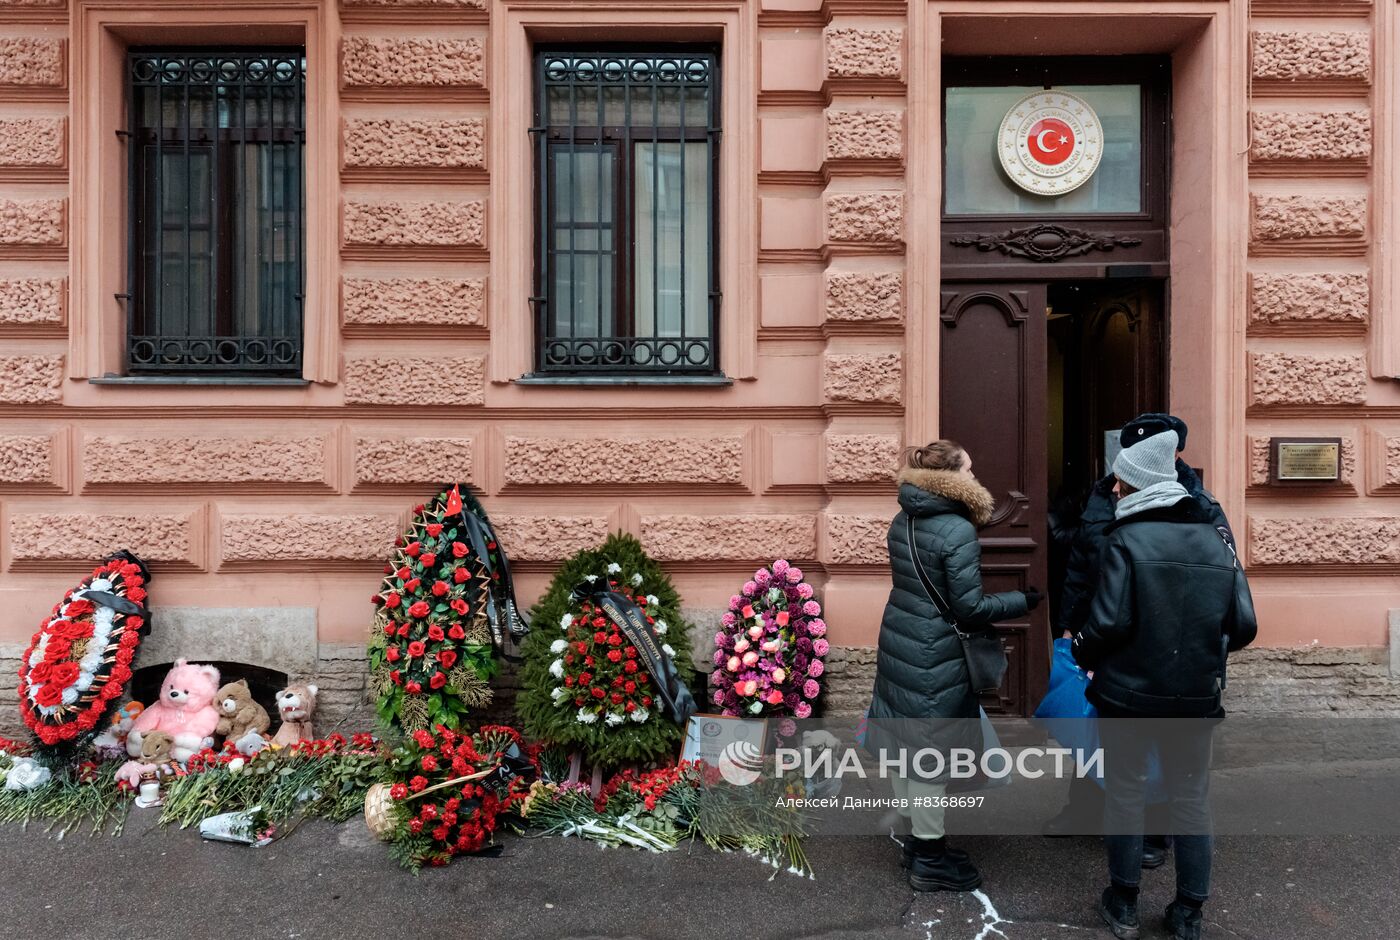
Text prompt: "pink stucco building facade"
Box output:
[[1, 0, 1398, 730]]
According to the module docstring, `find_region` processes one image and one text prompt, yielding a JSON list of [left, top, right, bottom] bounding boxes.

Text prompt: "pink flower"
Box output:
[[808, 619, 827, 637], [742, 651, 759, 667], [743, 581, 758, 596], [713, 689, 726, 705], [772, 668, 786, 684], [754, 569, 771, 587], [808, 660, 825, 678], [794, 702, 812, 719], [772, 559, 790, 576], [729, 595, 743, 611], [813, 638, 830, 656], [803, 601, 822, 617], [766, 689, 785, 706], [714, 631, 727, 646], [779, 718, 798, 737], [797, 583, 815, 600], [721, 612, 736, 627], [733, 637, 749, 653], [739, 680, 758, 697], [787, 567, 803, 583], [742, 605, 755, 619], [776, 611, 790, 627], [761, 639, 780, 653], [713, 648, 726, 665], [802, 679, 820, 699], [727, 656, 742, 673], [747, 624, 763, 640]]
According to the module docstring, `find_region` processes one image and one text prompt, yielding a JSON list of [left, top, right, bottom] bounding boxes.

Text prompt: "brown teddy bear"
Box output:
[[271, 683, 318, 747], [214, 679, 271, 743], [140, 729, 175, 766]]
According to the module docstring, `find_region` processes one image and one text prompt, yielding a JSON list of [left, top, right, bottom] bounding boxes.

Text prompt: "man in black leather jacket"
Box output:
[[1071, 427, 1257, 940], [1044, 414, 1235, 853]]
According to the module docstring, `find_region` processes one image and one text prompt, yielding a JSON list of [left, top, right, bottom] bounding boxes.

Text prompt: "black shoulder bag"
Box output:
[[905, 516, 1008, 694]]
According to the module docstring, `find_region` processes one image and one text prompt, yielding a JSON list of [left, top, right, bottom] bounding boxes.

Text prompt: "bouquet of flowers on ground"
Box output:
[[380, 724, 536, 869], [18, 551, 151, 763], [368, 486, 497, 732], [710, 560, 828, 728]]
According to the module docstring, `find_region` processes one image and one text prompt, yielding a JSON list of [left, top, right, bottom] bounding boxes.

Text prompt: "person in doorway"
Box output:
[[1044, 413, 1234, 868], [1071, 428, 1257, 940], [865, 441, 1040, 892]]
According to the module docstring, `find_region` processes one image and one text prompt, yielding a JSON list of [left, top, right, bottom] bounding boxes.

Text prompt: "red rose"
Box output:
[[422, 755, 439, 772], [404, 578, 421, 593], [65, 599, 95, 618], [578, 672, 593, 685], [407, 641, 426, 658], [52, 619, 92, 641], [453, 568, 469, 584], [574, 642, 587, 654], [397, 622, 411, 637], [430, 672, 447, 690], [452, 542, 468, 558], [35, 683, 64, 707], [45, 637, 73, 661], [450, 598, 469, 615], [611, 693, 624, 705], [385, 592, 402, 609], [420, 553, 437, 567], [437, 650, 458, 669], [427, 625, 445, 642], [642, 696, 653, 707], [426, 523, 443, 537], [28, 660, 54, 685], [384, 621, 397, 637], [625, 647, 638, 659], [608, 634, 623, 647], [447, 625, 465, 640], [624, 661, 638, 674], [406, 681, 422, 694], [408, 601, 431, 619], [564, 676, 574, 687], [611, 676, 624, 688], [405, 542, 422, 558], [389, 670, 402, 685], [591, 687, 606, 699], [607, 650, 622, 663], [385, 646, 401, 663], [624, 681, 636, 694], [397, 566, 411, 579], [431, 581, 449, 597]]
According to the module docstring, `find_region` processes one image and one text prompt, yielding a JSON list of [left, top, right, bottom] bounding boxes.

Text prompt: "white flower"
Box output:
[[628, 707, 650, 723], [61, 686, 79, 705], [749, 701, 764, 715], [630, 573, 643, 586], [88, 578, 113, 592], [561, 613, 574, 629], [585, 574, 598, 583], [3, 758, 51, 792], [550, 639, 568, 654], [605, 711, 625, 727], [93, 606, 115, 627], [549, 659, 565, 679], [228, 757, 246, 774], [661, 644, 676, 658], [76, 671, 94, 692], [576, 708, 598, 724], [551, 687, 567, 703], [606, 563, 622, 574], [645, 594, 659, 607], [653, 620, 668, 636]]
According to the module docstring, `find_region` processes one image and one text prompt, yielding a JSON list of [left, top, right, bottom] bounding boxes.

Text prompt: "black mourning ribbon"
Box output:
[[452, 502, 531, 661], [569, 578, 697, 725]]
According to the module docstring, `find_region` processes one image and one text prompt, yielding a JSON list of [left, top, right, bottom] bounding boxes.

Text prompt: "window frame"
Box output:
[[123, 46, 307, 377], [531, 44, 722, 377]]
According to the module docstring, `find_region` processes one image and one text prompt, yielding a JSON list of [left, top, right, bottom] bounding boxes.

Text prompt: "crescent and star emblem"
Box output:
[[996, 90, 1104, 196]]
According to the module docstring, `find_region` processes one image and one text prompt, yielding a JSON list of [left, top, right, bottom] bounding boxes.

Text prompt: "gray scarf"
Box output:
[[1115, 480, 1189, 520]]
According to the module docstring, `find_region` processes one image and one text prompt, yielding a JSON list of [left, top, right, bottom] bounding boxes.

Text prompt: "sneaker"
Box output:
[[907, 838, 982, 892], [1141, 840, 1170, 870], [1097, 887, 1141, 940], [1164, 901, 1204, 940]]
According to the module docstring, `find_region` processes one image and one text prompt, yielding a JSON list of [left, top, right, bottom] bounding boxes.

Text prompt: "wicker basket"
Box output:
[[363, 766, 497, 841]]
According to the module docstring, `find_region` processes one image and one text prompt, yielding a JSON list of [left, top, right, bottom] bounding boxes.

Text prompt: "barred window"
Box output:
[[533, 49, 720, 375], [125, 49, 305, 376]]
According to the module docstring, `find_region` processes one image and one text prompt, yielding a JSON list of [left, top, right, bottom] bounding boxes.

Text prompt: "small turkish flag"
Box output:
[[445, 485, 463, 515]]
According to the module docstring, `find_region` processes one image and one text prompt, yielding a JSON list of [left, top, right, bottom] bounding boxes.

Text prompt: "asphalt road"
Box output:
[[0, 810, 1392, 940]]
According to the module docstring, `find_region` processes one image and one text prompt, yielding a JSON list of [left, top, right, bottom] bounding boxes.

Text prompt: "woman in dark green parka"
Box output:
[[867, 441, 1039, 892]]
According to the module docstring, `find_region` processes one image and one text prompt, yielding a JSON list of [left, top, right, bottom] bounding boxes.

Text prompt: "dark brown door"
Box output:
[[939, 283, 1050, 717]]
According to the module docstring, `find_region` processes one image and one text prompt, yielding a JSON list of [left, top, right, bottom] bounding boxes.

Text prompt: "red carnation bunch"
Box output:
[[17, 552, 150, 750], [383, 724, 535, 869]]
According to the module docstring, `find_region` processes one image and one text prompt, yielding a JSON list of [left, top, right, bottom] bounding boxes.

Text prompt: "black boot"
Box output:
[[1141, 836, 1170, 870], [1164, 901, 1204, 940], [906, 837, 982, 892], [1097, 886, 1141, 940], [898, 833, 969, 869]]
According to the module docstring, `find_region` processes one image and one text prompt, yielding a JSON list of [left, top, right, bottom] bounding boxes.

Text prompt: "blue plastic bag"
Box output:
[[1034, 638, 1164, 799]]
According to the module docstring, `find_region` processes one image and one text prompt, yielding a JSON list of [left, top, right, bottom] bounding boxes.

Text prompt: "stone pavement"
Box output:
[[1, 806, 1393, 940]]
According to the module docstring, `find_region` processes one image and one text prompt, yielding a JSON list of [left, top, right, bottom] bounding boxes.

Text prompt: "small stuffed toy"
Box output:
[[117, 729, 177, 790], [125, 659, 221, 764], [214, 679, 270, 743], [92, 701, 145, 760], [271, 683, 318, 747]]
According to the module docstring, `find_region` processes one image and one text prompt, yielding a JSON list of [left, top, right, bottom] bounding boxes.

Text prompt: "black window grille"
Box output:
[[532, 49, 720, 375], [124, 49, 305, 376]]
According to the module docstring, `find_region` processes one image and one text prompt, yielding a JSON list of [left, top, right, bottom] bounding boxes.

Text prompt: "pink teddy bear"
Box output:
[[116, 659, 221, 786]]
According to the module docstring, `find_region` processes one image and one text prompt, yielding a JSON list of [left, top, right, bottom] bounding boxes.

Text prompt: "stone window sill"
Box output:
[[89, 375, 311, 387], [514, 373, 733, 387]]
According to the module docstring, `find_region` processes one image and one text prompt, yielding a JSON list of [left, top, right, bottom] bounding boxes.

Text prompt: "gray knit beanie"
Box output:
[[1113, 429, 1179, 490]]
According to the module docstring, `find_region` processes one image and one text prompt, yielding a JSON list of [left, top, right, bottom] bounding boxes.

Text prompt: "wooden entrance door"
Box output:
[[938, 283, 1049, 717]]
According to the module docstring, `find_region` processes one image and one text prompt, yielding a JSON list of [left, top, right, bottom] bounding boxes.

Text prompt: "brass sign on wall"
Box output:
[[1269, 438, 1343, 483]]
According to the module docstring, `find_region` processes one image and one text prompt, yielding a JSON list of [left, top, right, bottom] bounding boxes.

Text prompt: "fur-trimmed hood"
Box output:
[[896, 468, 996, 527]]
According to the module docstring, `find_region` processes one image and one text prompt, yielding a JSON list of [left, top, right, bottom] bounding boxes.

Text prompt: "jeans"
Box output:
[[1100, 718, 1215, 902]]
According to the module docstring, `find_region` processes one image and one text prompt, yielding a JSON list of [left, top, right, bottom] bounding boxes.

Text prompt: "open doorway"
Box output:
[[1045, 279, 1167, 627]]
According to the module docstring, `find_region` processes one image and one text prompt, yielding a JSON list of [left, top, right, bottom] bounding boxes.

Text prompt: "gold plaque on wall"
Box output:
[[1270, 438, 1342, 482]]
